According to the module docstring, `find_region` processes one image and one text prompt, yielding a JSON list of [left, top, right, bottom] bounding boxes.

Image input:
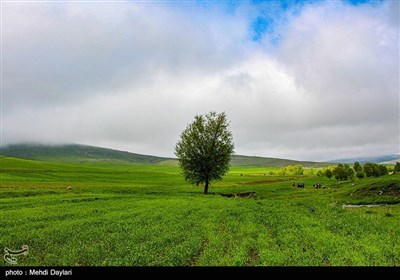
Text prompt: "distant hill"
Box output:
[[328, 154, 400, 164], [1, 143, 329, 167], [0, 144, 174, 165], [230, 155, 330, 168]]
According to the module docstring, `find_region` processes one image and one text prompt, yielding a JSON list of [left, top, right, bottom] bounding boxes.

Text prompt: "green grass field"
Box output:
[[1, 156, 399, 266]]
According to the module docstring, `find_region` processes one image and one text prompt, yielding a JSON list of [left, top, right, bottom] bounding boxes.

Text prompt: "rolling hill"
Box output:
[[230, 155, 330, 168], [328, 154, 400, 164], [0, 144, 173, 165], [1, 143, 330, 167]]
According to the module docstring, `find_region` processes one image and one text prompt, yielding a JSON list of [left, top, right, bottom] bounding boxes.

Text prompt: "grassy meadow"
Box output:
[[1, 156, 399, 266]]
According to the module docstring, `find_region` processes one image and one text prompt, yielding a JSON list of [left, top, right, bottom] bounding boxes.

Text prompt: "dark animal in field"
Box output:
[[297, 183, 305, 188]]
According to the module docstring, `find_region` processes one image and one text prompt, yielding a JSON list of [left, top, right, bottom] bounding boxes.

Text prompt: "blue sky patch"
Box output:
[[248, 0, 382, 43], [252, 17, 270, 41]]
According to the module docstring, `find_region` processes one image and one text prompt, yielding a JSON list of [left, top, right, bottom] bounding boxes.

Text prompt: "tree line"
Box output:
[[317, 161, 399, 181]]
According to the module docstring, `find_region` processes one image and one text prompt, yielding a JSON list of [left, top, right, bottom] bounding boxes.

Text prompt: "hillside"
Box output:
[[328, 154, 400, 164], [230, 155, 330, 168], [1, 143, 329, 167], [0, 144, 173, 165]]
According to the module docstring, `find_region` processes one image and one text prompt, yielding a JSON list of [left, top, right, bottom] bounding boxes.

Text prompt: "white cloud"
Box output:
[[2, 1, 399, 161]]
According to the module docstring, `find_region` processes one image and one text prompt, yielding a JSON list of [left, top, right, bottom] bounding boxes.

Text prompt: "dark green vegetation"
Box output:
[[175, 111, 234, 194], [363, 162, 389, 177], [320, 162, 392, 181], [1, 156, 399, 266], [333, 164, 355, 181], [395, 162, 400, 174]]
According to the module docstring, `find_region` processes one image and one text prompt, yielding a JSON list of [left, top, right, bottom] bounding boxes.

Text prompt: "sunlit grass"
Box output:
[[1, 157, 399, 266]]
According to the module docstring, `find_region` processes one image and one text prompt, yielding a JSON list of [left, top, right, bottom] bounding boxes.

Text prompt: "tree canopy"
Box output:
[[394, 162, 400, 174], [353, 161, 362, 172], [363, 162, 388, 177], [175, 112, 234, 194]]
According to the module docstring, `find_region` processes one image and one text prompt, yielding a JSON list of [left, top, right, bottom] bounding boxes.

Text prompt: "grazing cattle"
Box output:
[[67, 186, 72, 190], [297, 183, 305, 188]]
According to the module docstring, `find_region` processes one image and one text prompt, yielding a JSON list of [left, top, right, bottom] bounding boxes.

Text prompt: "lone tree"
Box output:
[[175, 111, 234, 194]]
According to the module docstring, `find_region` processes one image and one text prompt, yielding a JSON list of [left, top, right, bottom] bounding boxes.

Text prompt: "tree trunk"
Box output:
[[204, 179, 209, 194]]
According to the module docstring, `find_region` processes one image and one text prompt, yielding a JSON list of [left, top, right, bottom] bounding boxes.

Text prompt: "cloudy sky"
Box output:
[[1, 0, 399, 161]]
